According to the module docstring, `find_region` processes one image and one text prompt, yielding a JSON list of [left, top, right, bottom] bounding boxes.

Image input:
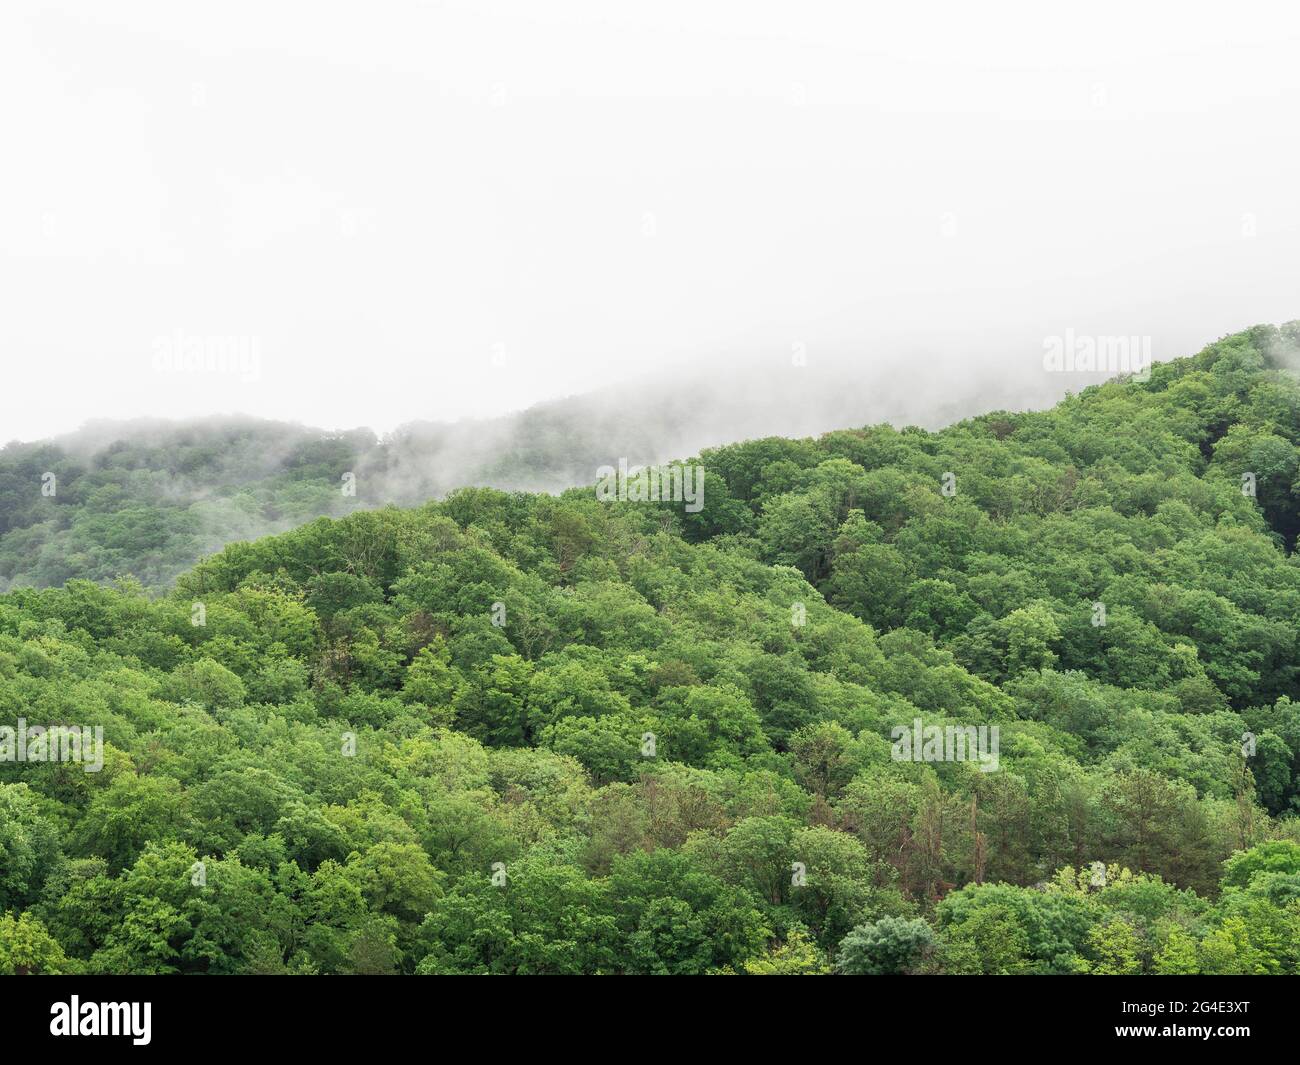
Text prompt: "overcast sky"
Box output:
[[2, 1, 1299, 443]]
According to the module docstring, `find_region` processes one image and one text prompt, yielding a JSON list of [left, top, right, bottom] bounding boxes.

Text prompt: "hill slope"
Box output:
[[0, 347, 1128, 592], [2, 323, 1300, 975]]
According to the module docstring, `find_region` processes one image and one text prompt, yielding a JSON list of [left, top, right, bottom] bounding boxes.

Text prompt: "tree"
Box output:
[[416, 856, 617, 975], [835, 916, 936, 975], [399, 638, 459, 727], [1152, 928, 1200, 975], [161, 658, 247, 710], [0, 783, 64, 910], [75, 774, 192, 873], [741, 927, 830, 975], [1079, 915, 1142, 975], [0, 911, 70, 974], [941, 903, 1031, 975]]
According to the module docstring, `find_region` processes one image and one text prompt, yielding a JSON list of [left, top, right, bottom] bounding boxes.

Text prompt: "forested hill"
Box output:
[[4, 323, 1300, 976], [0, 345, 1116, 593]]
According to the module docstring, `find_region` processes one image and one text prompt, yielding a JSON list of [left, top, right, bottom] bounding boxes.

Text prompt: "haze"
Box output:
[[2, 0, 1299, 444]]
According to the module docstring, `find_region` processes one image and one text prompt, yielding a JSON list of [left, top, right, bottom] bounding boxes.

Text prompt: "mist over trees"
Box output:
[[0, 345, 1142, 594], [3, 322, 1300, 975]]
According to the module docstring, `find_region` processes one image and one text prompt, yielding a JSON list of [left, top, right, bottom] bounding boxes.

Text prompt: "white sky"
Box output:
[[2, 0, 1299, 442]]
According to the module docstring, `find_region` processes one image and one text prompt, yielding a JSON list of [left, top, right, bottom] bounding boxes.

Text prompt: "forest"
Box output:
[[3, 322, 1300, 975], [0, 353, 1073, 595]]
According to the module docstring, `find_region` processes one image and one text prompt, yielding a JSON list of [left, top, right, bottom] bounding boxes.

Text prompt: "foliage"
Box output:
[[3, 323, 1300, 973]]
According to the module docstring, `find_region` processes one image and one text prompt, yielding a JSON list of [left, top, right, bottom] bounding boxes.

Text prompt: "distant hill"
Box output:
[[0, 343, 1143, 592]]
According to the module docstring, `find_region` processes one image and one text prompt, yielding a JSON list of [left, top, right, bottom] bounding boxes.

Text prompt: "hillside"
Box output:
[[0, 349, 1113, 593], [3, 323, 1300, 975]]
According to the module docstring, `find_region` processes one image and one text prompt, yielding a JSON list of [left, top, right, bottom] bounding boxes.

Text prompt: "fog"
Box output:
[[3, 0, 1299, 447]]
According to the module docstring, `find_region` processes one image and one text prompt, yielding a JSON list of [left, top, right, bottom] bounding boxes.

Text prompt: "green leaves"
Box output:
[[4, 322, 1300, 976]]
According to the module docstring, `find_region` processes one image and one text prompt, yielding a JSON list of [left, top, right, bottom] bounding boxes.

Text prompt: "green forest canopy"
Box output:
[[3, 322, 1300, 974]]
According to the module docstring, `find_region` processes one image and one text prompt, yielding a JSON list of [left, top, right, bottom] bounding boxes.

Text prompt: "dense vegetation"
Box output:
[[3, 323, 1300, 975], [0, 408, 746, 595], [0, 356, 1079, 595], [0, 418, 369, 593], [0, 396, 754, 594]]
